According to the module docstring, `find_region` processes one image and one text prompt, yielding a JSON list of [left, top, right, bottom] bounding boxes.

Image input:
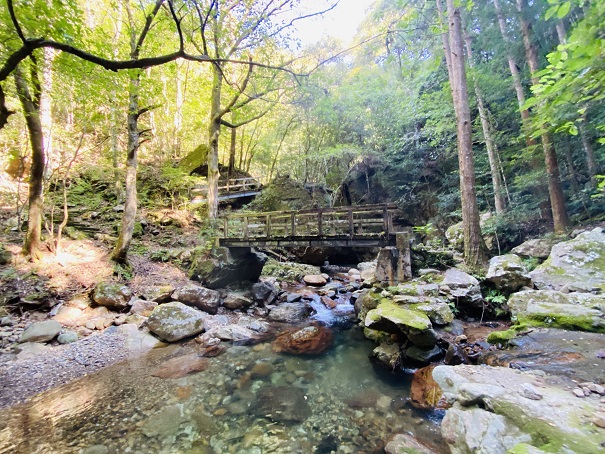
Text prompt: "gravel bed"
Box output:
[[0, 328, 131, 409]]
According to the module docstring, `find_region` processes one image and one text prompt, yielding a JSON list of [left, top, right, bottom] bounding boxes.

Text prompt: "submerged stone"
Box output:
[[253, 386, 311, 423], [272, 325, 333, 355], [151, 354, 208, 379]]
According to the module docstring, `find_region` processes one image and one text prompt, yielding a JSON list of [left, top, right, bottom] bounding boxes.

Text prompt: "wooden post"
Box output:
[[318, 210, 323, 236], [290, 212, 296, 236], [244, 215, 249, 240], [396, 230, 412, 283], [266, 214, 272, 237], [223, 217, 228, 238], [383, 205, 389, 234], [348, 209, 354, 237]]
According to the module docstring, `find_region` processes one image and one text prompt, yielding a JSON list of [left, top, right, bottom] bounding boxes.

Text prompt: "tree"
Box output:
[[443, 0, 488, 268]]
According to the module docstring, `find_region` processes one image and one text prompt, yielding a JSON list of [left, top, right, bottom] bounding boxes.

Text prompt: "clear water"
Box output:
[[0, 302, 445, 453]]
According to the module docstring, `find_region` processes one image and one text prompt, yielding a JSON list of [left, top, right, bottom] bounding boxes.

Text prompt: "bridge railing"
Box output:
[[219, 204, 397, 240], [192, 177, 261, 196]]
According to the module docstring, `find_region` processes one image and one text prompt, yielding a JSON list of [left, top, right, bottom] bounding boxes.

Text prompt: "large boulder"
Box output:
[[268, 303, 311, 323], [440, 268, 483, 309], [508, 290, 605, 332], [529, 228, 605, 293], [365, 301, 432, 335], [511, 238, 554, 260], [251, 281, 278, 304], [272, 325, 332, 355], [433, 365, 605, 453], [92, 282, 132, 309], [172, 284, 221, 314], [486, 254, 531, 294], [147, 302, 207, 342], [19, 320, 62, 343], [189, 247, 267, 289]]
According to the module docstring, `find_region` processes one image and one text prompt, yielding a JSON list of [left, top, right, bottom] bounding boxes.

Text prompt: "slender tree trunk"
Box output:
[[446, 0, 488, 269], [173, 62, 184, 158], [516, 0, 570, 233], [111, 73, 140, 263], [112, 0, 164, 263], [207, 64, 222, 220], [228, 121, 236, 179], [39, 48, 54, 171], [464, 28, 506, 214], [493, 0, 536, 149], [269, 118, 294, 182], [110, 2, 123, 202], [14, 66, 45, 259], [579, 119, 598, 185]]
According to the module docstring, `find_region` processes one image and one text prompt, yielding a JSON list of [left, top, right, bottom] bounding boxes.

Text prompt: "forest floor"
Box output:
[[0, 204, 206, 407]]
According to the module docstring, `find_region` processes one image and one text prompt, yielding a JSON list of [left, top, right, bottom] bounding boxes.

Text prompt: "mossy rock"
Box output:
[[365, 301, 432, 334], [487, 324, 531, 345], [179, 144, 209, 174]]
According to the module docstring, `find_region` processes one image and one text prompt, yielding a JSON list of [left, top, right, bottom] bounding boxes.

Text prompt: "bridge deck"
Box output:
[[219, 204, 399, 248]]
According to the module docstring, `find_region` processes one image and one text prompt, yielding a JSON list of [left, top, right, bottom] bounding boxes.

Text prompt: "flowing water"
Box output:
[[0, 289, 445, 454]]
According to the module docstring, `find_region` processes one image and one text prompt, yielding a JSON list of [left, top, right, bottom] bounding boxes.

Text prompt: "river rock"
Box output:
[[365, 301, 432, 335], [405, 344, 442, 363], [433, 364, 605, 453], [130, 299, 158, 317], [223, 293, 253, 310], [508, 290, 605, 332], [529, 228, 605, 293], [151, 354, 208, 379], [19, 320, 62, 343], [384, 433, 436, 454], [511, 238, 554, 260], [57, 330, 78, 344], [445, 221, 464, 251], [253, 386, 311, 423], [440, 268, 483, 309], [486, 254, 531, 293], [189, 246, 268, 289], [237, 315, 270, 333], [251, 281, 278, 304], [92, 282, 132, 309], [205, 324, 258, 342], [409, 365, 445, 409], [141, 284, 175, 303], [142, 404, 188, 438], [147, 302, 207, 342], [370, 342, 400, 369], [268, 303, 311, 323], [272, 325, 332, 355], [303, 274, 327, 286], [172, 284, 221, 315]]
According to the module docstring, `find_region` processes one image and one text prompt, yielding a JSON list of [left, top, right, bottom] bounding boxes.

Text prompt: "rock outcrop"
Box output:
[[189, 247, 267, 289], [433, 365, 605, 453], [508, 290, 605, 332], [529, 228, 605, 293], [486, 254, 531, 294]]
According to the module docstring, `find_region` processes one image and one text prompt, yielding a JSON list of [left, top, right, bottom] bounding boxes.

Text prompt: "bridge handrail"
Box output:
[[219, 203, 398, 240]]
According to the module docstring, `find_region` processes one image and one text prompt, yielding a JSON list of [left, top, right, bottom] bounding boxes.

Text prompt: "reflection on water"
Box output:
[[0, 327, 445, 454]]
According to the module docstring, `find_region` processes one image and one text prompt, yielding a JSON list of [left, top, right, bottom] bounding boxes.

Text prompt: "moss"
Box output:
[[487, 324, 531, 345], [492, 399, 605, 454], [367, 301, 432, 332], [363, 327, 393, 344], [515, 312, 605, 333]]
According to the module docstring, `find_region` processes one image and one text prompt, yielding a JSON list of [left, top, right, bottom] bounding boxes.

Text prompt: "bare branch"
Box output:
[[7, 0, 27, 44]]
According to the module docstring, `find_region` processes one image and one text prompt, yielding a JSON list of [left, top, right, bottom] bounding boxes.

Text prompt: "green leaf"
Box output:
[[545, 5, 559, 21], [557, 2, 571, 18]]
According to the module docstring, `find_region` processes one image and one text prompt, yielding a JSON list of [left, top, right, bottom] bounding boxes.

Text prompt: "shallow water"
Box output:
[[0, 309, 445, 453]]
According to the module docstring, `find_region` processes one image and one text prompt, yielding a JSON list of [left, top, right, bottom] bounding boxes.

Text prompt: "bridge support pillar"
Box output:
[[396, 230, 412, 282]]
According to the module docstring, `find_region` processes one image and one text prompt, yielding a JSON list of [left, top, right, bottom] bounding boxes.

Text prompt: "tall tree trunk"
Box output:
[[110, 1, 123, 202], [579, 118, 598, 185], [228, 120, 236, 179], [516, 0, 570, 233], [446, 0, 488, 269], [112, 0, 164, 263], [14, 66, 45, 259], [111, 73, 140, 263], [464, 28, 506, 214], [207, 63, 222, 220], [493, 0, 536, 149], [39, 48, 54, 171], [173, 61, 184, 158]]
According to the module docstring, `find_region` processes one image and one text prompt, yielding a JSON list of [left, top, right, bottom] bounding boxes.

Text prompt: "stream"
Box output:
[[0, 281, 446, 454]]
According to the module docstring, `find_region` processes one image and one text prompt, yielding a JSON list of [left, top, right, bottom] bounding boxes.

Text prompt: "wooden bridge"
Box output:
[[218, 204, 402, 248], [191, 177, 261, 205]]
